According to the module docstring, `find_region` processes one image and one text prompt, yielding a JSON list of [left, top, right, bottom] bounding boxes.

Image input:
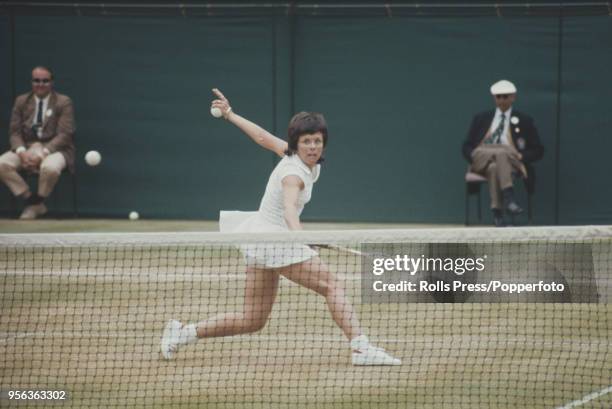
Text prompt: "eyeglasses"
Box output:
[[495, 94, 510, 99], [32, 78, 51, 84]]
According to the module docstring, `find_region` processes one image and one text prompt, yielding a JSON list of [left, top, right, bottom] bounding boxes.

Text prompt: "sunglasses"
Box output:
[[495, 94, 510, 99], [32, 78, 51, 84]]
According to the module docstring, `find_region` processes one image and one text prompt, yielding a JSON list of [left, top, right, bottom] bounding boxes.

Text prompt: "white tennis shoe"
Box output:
[[160, 319, 182, 360], [351, 335, 401, 366], [352, 344, 402, 366]]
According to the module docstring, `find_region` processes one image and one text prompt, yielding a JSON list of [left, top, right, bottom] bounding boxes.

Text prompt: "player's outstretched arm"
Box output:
[[211, 88, 287, 157]]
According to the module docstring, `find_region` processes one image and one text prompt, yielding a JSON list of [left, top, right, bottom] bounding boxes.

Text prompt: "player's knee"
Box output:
[[314, 279, 332, 297], [244, 317, 268, 333], [486, 162, 497, 175], [243, 309, 271, 333]]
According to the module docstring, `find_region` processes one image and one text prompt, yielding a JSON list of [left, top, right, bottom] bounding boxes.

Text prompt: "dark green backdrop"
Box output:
[[1, 11, 610, 224]]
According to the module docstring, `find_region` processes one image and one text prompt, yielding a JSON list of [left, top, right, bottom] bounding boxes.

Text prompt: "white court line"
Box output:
[[0, 332, 43, 343], [555, 385, 612, 408], [2, 331, 610, 349], [0, 331, 358, 345], [1, 271, 361, 280]]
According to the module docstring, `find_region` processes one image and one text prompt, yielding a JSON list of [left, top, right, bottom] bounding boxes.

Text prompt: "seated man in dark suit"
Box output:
[[462, 80, 544, 226]]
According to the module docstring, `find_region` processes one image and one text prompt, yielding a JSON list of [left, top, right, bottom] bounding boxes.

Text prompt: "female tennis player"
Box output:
[[161, 88, 400, 366]]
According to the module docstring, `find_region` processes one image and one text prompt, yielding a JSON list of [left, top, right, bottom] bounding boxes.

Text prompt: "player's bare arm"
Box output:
[[211, 88, 287, 157]]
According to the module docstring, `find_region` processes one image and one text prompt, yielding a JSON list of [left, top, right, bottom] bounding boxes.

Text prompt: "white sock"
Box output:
[[350, 334, 369, 351], [178, 324, 198, 346]]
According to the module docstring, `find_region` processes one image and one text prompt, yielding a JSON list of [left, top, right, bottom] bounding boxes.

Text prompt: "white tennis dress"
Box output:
[[219, 154, 321, 268]]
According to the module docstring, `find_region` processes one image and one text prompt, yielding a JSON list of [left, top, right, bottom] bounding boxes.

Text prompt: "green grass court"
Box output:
[[1, 220, 611, 408]]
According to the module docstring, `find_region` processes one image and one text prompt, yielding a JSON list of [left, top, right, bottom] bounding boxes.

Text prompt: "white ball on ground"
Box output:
[[129, 211, 139, 221], [85, 150, 101, 166], [210, 107, 223, 118]]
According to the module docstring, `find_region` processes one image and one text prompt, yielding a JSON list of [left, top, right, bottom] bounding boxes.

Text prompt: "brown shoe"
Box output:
[[19, 203, 48, 220]]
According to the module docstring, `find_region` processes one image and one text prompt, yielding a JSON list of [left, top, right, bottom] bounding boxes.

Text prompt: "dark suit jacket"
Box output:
[[9, 91, 76, 172], [462, 109, 544, 164]]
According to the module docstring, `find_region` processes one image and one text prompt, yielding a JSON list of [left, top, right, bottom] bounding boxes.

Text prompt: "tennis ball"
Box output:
[[210, 107, 223, 118], [129, 211, 139, 221], [85, 150, 101, 166]]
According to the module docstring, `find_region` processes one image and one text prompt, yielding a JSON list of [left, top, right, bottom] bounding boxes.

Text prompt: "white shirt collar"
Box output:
[[35, 94, 51, 104], [291, 154, 313, 174], [289, 154, 320, 181], [495, 106, 512, 119]]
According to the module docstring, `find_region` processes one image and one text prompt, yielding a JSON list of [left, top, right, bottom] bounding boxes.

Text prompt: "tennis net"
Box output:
[[1, 226, 611, 409]]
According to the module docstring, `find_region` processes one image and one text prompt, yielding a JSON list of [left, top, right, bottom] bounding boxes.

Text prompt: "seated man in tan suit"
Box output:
[[0, 66, 75, 219], [462, 80, 544, 226]]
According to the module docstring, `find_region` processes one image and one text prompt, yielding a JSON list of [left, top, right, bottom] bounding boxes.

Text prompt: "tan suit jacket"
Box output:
[[9, 91, 76, 172]]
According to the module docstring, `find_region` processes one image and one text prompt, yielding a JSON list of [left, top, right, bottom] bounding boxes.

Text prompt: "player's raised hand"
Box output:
[[211, 88, 233, 119]]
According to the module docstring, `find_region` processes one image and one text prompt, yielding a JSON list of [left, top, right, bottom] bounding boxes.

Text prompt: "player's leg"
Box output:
[[280, 256, 401, 365], [280, 256, 361, 340], [195, 264, 280, 337], [161, 265, 279, 359]]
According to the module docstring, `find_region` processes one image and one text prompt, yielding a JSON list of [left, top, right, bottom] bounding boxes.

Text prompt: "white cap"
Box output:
[[490, 80, 517, 95]]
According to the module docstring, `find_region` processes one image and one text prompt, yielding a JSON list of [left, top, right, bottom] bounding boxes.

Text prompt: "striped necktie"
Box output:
[[491, 113, 506, 144], [33, 99, 44, 138]]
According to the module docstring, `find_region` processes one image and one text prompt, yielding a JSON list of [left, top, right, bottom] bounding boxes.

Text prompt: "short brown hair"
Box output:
[[285, 112, 328, 161]]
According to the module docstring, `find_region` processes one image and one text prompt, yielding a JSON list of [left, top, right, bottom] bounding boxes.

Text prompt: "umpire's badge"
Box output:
[[517, 137, 526, 150], [46, 109, 53, 117], [510, 116, 519, 125]]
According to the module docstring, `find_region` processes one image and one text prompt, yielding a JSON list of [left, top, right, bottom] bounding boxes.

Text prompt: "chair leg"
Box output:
[[9, 191, 18, 218], [476, 185, 482, 224], [465, 185, 470, 226], [528, 192, 533, 225], [72, 172, 78, 218]]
